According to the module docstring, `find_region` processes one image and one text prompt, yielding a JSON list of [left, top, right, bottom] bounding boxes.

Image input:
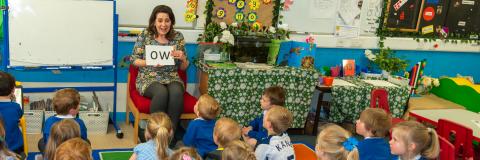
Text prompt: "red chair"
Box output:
[[370, 88, 404, 125], [126, 65, 197, 144], [439, 136, 455, 160], [437, 119, 474, 159]]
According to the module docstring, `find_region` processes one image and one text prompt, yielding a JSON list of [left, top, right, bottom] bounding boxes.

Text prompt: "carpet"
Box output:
[[26, 148, 133, 160]]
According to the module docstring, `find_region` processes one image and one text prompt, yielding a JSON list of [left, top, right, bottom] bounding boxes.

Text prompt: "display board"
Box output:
[[210, 0, 276, 28]]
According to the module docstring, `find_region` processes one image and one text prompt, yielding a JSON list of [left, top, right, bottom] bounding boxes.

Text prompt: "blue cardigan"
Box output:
[[358, 138, 393, 160], [43, 116, 88, 143], [183, 118, 217, 157], [0, 101, 24, 151], [247, 113, 268, 141]]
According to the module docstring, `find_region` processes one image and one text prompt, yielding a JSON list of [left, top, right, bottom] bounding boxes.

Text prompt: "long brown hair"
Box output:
[[54, 138, 92, 160], [146, 112, 173, 160], [0, 118, 19, 160], [147, 5, 176, 40], [392, 121, 440, 159], [45, 119, 81, 160]]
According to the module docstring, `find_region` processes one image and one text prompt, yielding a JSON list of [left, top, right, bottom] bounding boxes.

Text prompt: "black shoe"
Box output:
[[138, 127, 146, 143]]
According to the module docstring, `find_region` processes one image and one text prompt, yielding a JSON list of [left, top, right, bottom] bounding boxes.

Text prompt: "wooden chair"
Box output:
[[370, 88, 404, 125], [437, 119, 474, 159], [126, 65, 197, 144]]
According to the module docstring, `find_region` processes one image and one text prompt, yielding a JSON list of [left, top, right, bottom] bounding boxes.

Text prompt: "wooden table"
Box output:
[[410, 109, 480, 141]]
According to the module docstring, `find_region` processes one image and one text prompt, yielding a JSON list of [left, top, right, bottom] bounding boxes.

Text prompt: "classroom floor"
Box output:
[[27, 122, 137, 152]]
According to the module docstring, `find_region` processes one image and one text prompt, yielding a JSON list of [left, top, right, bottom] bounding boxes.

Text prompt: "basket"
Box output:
[[24, 110, 44, 134], [79, 111, 109, 134]]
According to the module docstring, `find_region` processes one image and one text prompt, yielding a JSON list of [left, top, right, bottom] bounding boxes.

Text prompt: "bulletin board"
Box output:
[[210, 0, 277, 28]]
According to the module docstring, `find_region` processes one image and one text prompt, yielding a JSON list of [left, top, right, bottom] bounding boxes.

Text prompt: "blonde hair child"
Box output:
[[130, 112, 173, 160], [390, 121, 439, 160], [54, 138, 92, 160], [169, 147, 202, 160], [222, 140, 256, 160], [0, 119, 19, 160], [316, 124, 359, 160], [45, 119, 82, 160], [205, 118, 241, 159], [183, 94, 221, 157]]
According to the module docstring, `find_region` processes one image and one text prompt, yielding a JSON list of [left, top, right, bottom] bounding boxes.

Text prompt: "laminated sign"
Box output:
[[145, 45, 175, 66]]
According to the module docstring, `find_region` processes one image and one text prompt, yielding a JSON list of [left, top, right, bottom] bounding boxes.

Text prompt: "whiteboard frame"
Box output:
[[5, 0, 115, 68]]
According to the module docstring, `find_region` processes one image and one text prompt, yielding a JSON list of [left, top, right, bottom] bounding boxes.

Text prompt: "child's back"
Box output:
[[358, 138, 391, 160], [255, 133, 294, 160], [183, 118, 217, 157], [43, 116, 87, 143], [0, 71, 23, 153]]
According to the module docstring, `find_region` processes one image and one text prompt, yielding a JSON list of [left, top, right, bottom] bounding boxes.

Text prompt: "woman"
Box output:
[[130, 5, 189, 137]]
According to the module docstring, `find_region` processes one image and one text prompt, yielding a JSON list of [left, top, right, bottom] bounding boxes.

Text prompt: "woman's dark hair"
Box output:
[[0, 71, 15, 96], [147, 5, 176, 40]]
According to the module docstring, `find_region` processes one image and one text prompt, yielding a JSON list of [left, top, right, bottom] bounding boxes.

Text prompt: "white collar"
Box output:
[[364, 137, 382, 139], [399, 155, 422, 160], [0, 99, 12, 102], [194, 117, 205, 120], [56, 114, 75, 118]]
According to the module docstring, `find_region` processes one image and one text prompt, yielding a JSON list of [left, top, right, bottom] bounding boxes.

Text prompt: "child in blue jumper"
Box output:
[[242, 86, 285, 147], [0, 71, 23, 155], [183, 94, 221, 157], [355, 108, 393, 160], [39, 88, 88, 153]]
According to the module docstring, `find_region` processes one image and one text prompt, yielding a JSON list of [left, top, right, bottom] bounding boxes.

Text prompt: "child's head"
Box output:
[[263, 106, 292, 135], [54, 137, 92, 160], [0, 118, 18, 159], [316, 124, 359, 160], [222, 140, 256, 160], [194, 94, 221, 120], [169, 147, 202, 160], [261, 86, 286, 110], [45, 119, 81, 160], [0, 71, 15, 97], [146, 112, 173, 160], [355, 108, 392, 137], [213, 118, 241, 147], [390, 121, 439, 159], [53, 88, 80, 116]]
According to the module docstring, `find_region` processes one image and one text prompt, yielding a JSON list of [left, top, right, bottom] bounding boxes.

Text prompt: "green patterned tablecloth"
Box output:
[[197, 62, 319, 128], [328, 78, 410, 123]]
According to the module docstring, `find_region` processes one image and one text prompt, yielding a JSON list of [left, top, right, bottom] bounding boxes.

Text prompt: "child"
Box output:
[[44, 119, 82, 160], [183, 94, 221, 157], [355, 108, 392, 160], [169, 147, 202, 160], [40, 88, 88, 152], [205, 117, 241, 160], [390, 121, 439, 160], [130, 112, 174, 160], [0, 71, 23, 154], [242, 86, 285, 147], [0, 119, 20, 160], [255, 106, 295, 160], [315, 124, 359, 160], [222, 140, 256, 160], [54, 138, 92, 160]]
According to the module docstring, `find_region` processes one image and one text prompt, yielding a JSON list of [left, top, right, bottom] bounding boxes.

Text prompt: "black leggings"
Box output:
[[144, 81, 184, 132]]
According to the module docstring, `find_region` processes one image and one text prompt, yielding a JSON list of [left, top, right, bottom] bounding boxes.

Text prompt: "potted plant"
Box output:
[[365, 48, 408, 77]]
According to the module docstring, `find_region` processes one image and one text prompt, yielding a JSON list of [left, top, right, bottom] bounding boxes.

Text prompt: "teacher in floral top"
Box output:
[[130, 5, 189, 135]]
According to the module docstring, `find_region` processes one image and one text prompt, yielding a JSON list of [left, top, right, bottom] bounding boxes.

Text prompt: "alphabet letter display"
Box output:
[[145, 45, 175, 66]]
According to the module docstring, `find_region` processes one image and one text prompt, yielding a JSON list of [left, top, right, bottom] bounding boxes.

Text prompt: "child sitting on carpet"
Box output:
[[40, 88, 88, 153], [169, 147, 202, 160], [255, 106, 295, 160], [0, 119, 20, 160], [0, 71, 24, 155], [242, 86, 285, 147], [390, 121, 439, 160], [54, 138, 92, 160], [222, 140, 255, 160], [355, 108, 393, 160], [315, 124, 359, 160], [130, 112, 174, 160], [205, 118, 241, 160], [183, 94, 221, 157], [44, 119, 82, 160]]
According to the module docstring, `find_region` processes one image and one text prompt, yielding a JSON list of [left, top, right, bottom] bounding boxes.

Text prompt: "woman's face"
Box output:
[[155, 12, 171, 37]]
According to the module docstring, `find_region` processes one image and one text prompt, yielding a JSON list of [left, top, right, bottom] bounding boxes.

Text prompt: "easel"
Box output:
[[1, 0, 123, 138]]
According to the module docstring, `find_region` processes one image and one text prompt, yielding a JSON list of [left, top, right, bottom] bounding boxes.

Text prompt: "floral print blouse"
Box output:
[[130, 29, 186, 95]]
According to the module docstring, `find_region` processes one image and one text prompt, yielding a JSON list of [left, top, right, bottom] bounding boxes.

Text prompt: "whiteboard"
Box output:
[[8, 0, 113, 66], [117, 0, 196, 29], [281, 0, 382, 35]]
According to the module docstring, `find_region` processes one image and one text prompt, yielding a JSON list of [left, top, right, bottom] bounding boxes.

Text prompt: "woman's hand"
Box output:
[[171, 50, 187, 63]]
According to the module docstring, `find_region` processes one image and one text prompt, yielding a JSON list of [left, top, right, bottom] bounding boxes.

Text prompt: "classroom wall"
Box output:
[[1, 40, 479, 121]]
